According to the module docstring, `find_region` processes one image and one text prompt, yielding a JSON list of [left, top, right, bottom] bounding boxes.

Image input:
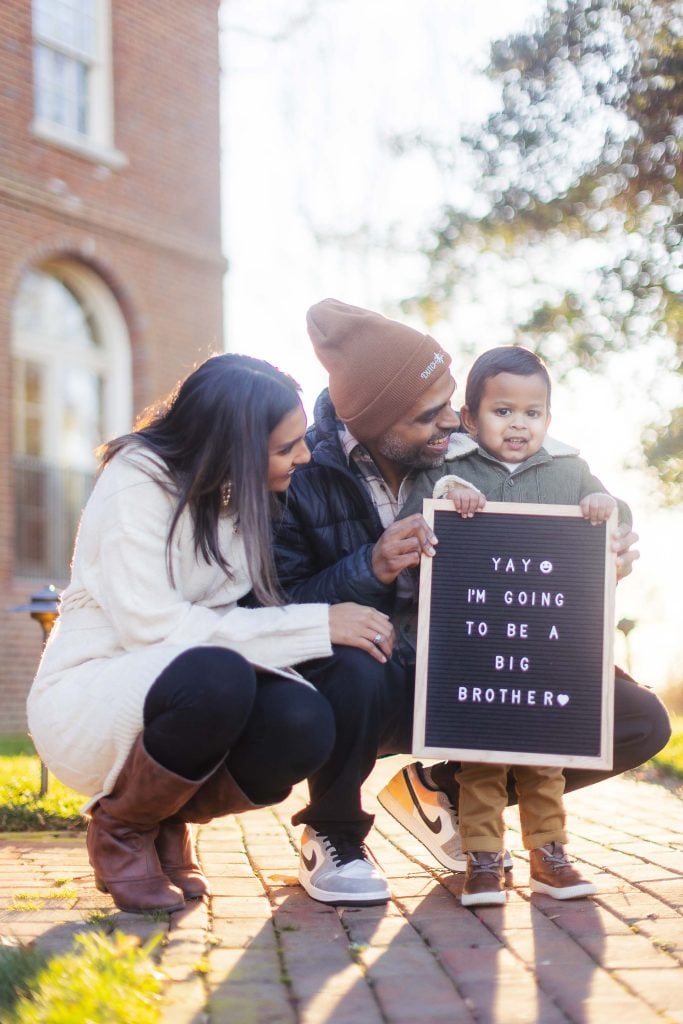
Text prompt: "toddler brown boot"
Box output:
[[529, 842, 597, 899], [461, 851, 506, 907]]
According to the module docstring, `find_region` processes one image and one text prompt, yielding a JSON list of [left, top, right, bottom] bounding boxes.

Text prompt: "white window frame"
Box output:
[[12, 260, 133, 579], [31, 0, 127, 168], [13, 259, 133, 450]]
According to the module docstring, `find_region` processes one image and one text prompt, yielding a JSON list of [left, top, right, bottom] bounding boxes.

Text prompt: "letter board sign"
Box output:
[[413, 501, 615, 769]]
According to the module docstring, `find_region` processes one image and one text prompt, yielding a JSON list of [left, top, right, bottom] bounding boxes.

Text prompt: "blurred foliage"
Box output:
[[0, 945, 46, 1022], [1, 932, 163, 1024], [652, 715, 683, 775], [402, 0, 682, 502], [661, 679, 683, 713]]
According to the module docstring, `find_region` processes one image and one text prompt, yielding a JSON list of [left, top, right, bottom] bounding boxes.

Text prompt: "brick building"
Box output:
[[0, 1, 225, 733]]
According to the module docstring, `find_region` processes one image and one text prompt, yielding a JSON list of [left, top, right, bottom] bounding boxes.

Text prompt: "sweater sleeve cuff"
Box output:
[[432, 475, 483, 499], [282, 603, 333, 662], [223, 602, 333, 670]]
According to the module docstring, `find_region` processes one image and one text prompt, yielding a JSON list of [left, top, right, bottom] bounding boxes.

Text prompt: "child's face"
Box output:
[[462, 372, 551, 463]]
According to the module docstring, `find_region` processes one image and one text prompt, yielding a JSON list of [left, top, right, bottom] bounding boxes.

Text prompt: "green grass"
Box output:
[[651, 715, 683, 779], [0, 743, 166, 1021], [0, 945, 46, 1020], [8, 887, 79, 912], [0, 736, 84, 832], [0, 932, 164, 1024]]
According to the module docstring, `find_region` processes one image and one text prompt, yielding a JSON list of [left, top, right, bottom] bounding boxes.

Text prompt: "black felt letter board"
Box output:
[[413, 502, 615, 769]]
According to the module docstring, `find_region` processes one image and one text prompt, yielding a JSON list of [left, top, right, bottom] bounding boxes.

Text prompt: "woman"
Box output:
[[27, 354, 393, 915]]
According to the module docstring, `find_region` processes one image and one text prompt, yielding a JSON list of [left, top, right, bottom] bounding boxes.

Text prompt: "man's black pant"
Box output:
[[543, 667, 671, 799], [294, 652, 671, 839], [291, 646, 412, 840]]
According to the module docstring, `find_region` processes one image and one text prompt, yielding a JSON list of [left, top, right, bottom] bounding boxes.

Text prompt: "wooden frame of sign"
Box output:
[[412, 501, 616, 769]]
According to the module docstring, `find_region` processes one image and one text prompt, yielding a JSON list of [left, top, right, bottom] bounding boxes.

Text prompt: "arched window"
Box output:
[[12, 260, 132, 579]]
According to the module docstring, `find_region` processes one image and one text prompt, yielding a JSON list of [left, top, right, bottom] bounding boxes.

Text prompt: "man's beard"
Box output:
[[375, 431, 449, 471]]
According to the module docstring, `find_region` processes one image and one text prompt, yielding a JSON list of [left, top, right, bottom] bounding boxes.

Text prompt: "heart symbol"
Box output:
[[557, 694, 569, 706]]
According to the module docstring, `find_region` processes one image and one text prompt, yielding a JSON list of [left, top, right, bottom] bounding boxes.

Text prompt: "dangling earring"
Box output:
[[220, 481, 232, 510]]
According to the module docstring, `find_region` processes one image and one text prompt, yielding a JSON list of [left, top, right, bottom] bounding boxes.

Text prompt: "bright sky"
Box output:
[[220, 0, 682, 695]]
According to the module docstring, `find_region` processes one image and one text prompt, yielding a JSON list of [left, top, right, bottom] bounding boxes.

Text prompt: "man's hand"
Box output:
[[580, 492, 617, 525], [612, 523, 640, 582], [328, 603, 395, 662], [371, 514, 438, 584], [443, 482, 486, 518]]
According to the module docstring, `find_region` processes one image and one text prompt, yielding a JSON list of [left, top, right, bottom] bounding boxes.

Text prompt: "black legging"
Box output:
[[143, 647, 335, 806]]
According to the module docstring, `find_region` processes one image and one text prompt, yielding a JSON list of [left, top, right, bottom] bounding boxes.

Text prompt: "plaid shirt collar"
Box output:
[[338, 424, 416, 528]]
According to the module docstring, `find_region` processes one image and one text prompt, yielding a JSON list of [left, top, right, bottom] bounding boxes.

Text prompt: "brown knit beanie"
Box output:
[[306, 298, 452, 439]]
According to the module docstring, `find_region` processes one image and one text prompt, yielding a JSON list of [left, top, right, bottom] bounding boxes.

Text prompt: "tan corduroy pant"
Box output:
[[456, 761, 568, 853]]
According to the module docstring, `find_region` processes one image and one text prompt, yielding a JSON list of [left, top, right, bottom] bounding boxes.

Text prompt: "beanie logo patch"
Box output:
[[420, 351, 446, 381]]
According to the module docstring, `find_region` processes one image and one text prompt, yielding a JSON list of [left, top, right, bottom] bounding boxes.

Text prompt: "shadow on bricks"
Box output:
[[207, 888, 398, 1023], [1, 765, 682, 1023]]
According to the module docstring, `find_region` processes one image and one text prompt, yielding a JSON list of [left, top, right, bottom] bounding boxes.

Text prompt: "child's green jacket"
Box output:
[[401, 434, 632, 527]]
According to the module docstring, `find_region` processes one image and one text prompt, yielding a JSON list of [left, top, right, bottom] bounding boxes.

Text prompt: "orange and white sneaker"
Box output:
[[377, 762, 467, 871]]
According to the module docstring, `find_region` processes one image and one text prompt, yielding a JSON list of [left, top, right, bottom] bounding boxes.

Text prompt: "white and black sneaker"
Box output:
[[298, 827, 390, 906]]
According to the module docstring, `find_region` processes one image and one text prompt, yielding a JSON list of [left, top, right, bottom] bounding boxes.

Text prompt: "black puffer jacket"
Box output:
[[273, 390, 396, 612]]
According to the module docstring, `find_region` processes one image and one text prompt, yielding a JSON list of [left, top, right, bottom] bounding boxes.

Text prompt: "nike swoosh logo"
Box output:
[[301, 848, 317, 872], [404, 770, 443, 834]]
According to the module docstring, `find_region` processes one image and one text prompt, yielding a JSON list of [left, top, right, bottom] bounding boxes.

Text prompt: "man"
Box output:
[[275, 297, 671, 905]]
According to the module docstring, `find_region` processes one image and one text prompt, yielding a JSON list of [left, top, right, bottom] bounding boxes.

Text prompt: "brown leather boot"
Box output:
[[156, 822, 210, 900], [87, 736, 208, 914], [154, 764, 260, 900], [174, 763, 261, 823]]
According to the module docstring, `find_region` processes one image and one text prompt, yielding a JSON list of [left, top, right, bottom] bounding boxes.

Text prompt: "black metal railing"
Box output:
[[13, 455, 94, 580]]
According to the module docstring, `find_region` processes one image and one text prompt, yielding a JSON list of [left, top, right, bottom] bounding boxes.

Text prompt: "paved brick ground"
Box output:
[[1, 758, 681, 1023]]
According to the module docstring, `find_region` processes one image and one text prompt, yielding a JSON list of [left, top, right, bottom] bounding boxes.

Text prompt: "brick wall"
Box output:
[[0, 1, 225, 734]]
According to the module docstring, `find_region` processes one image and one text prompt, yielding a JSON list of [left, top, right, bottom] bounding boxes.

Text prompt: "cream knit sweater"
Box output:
[[27, 448, 332, 803]]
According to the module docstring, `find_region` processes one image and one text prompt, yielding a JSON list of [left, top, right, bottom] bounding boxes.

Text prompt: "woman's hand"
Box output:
[[328, 603, 395, 663]]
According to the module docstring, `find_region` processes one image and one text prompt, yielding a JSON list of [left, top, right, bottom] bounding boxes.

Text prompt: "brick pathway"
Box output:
[[1, 759, 681, 1023]]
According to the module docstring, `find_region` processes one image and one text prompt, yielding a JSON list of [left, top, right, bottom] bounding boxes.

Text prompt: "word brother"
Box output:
[[458, 555, 567, 707]]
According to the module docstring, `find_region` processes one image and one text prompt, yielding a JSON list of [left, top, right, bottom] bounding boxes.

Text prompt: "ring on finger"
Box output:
[[372, 633, 384, 647]]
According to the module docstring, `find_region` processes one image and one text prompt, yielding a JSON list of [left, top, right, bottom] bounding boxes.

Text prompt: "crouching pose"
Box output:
[[273, 299, 670, 900], [27, 353, 393, 914]]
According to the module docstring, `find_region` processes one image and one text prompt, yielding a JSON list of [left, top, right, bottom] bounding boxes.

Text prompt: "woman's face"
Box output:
[[267, 402, 310, 491]]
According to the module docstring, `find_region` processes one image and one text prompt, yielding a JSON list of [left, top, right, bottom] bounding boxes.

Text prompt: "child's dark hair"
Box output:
[[465, 346, 552, 415]]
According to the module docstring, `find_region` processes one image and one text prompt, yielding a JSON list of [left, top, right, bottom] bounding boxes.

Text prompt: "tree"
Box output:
[[404, 0, 682, 501]]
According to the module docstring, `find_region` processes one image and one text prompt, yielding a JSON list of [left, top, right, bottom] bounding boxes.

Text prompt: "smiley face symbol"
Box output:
[[540, 560, 553, 574]]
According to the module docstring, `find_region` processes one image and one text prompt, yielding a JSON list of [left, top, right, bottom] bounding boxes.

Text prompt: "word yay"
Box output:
[[491, 557, 554, 574]]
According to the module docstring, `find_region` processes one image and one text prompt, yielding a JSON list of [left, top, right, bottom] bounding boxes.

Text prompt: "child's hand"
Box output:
[[444, 483, 487, 518], [580, 492, 617, 525]]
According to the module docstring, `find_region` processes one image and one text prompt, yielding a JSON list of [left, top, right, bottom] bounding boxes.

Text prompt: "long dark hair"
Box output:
[[99, 353, 301, 605], [465, 345, 552, 415]]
